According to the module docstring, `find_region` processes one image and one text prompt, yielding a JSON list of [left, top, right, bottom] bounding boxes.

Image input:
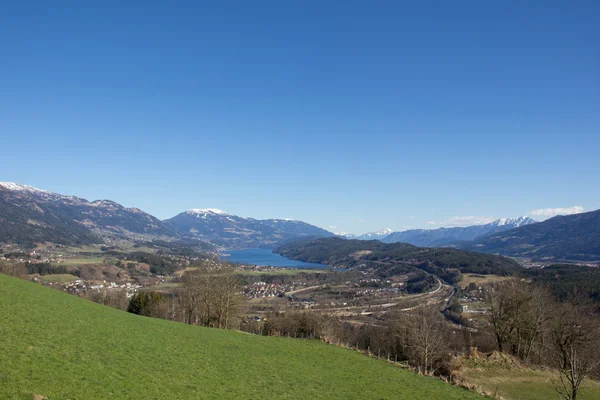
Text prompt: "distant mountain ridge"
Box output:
[[0, 182, 177, 247], [462, 210, 600, 261], [381, 216, 537, 247], [163, 209, 334, 249], [0, 183, 334, 249], [341, 228, 393, 241]]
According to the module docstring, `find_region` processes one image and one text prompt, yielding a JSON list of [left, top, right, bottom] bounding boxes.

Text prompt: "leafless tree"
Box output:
[[551, 303, 600, 400], [483, 280, 553, 361], [0, 262, 26, 277], [181, 261, 242, 329], [90, 289, 129, 310], [395, 306, 449, 375]]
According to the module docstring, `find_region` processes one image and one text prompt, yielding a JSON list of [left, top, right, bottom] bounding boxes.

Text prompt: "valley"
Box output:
[[1, 182, 600, 400], [3, 4, 599, 399]]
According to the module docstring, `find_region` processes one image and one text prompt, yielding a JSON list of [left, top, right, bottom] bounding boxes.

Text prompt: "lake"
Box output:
[[220, 248, 328, 269]]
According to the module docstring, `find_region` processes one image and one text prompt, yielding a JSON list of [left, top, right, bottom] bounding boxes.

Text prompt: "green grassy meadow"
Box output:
[[0, 273, 483, 400], [36, 274, 79, 283], [60, 257, 106, 266]]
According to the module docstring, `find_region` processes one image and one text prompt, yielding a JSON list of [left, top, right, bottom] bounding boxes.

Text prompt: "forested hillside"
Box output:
[[275, 237, 522, 284], [464, 209, 600, 261], [529, 264, 600, 303]]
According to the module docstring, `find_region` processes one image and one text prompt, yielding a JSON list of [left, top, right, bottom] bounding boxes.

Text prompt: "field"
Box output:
[[60, 257, 106, 266], [0, 273, 483, 400], [458, 353, 600, 400], [461, 273, 512, 289], [36, 274, 79, 283], [146, 282, 182, 290]]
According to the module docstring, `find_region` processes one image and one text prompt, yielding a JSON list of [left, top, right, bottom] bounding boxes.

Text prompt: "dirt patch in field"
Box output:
[[351, 250, 373, 258]]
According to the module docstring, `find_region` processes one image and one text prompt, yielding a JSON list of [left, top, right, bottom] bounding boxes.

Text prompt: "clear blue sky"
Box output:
[[1, 1, 598, 234]]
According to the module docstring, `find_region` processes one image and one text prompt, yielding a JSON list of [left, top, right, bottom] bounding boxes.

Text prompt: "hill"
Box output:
[[164, 209, 334, 248], [0, 182, 178, 247], [463, 209, 600, 261], [0, 273, 482, 400], [275, 237, 522, 283], [528, 264, 600, 303], [382, 217, 536, 247]]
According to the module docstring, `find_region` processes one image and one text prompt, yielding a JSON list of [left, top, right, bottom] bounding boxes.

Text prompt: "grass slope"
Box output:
[[36, 274, 79, 283], [459, 355, 600, 400], [0, 274, 481, 400]]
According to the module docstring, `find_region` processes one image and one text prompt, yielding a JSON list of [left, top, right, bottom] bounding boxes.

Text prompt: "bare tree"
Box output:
[[92, 289, 129, 311], [483, 280, 553, 361], [551, 303, 600, 400], [0, 262, 26, 277], [395, 306, 449, 375], [181, 261, 242, 329]]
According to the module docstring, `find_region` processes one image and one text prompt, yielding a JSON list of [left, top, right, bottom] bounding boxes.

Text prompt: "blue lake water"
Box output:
[[221, 248, 328, 269]]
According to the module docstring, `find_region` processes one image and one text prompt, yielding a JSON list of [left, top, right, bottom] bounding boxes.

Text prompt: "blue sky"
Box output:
[[1, 1, 599, 234]]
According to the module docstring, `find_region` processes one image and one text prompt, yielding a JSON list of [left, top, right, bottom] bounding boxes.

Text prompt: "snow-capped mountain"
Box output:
[[335, 232, 355, 238], [487, 216, 536, 229], [353, 228, 393, 241], [0, 182, 177, 246], [462, 210, 600, 260], [0, 182, 334, 249], [0, 182, 50, 193], [163, 210, 334, 248], [188, 208, 229, 216], [382, 216, 537, 247]]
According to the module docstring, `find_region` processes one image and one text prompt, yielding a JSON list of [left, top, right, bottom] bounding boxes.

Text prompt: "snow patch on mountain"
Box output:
[[0, 182, 49, 193], [188, 208, 229, 216], [382, 216, 538, 246], [490, 216, 535, 228], [355, 228, 393, 240], [336, 232, 355, 238]]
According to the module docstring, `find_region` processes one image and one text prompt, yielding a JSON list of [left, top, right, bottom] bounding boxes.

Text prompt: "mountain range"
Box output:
[[0, 183, 333, 249], [379, 216, 537, 247], [0, 183, 176, 247], [340, 228, 393, 241], [461, 209, 600, 261], [163, 209, 334, 248], [1, 182, 598, 260]]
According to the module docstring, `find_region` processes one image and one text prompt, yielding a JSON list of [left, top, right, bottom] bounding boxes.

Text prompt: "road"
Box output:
[[309, 277, 448, 315], [285, 284, 328, 296]]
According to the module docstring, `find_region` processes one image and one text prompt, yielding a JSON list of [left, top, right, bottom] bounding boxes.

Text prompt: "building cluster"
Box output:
[[244, 282, 294, 298], [0, 249, 68, 264], [353, 286, 402, 298], [236, 264, 297, 274], [36, 278, 144, 299]]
